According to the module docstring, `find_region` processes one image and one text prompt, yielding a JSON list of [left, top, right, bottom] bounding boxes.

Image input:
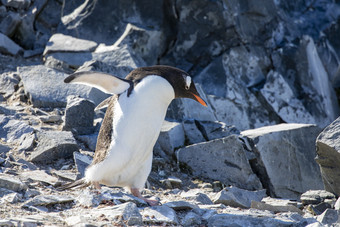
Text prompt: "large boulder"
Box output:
[[176, 135, 263, 191], [315, 116, 340, 196], [241, 123, 323, 199]]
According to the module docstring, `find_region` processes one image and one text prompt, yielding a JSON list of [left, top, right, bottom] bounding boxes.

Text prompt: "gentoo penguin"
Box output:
[[61, 65, 207, 206]]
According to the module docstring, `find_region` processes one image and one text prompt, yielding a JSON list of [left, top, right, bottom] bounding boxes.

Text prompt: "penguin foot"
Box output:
[[130, 187, 159, 206]]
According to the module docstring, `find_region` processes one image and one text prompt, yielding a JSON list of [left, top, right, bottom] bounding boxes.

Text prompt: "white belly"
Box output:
[[85, 76, 175, 189]]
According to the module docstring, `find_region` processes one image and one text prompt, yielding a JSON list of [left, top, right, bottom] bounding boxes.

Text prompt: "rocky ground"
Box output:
[[1, 0, 340, 226]]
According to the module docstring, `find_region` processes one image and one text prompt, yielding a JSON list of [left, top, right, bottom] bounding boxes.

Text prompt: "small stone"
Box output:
[[0, 116, 34, 143], [0, 173, 27, 192], [53, 170, 78, 181], [142, 205, 178, 225], [309, 202, 332, 215], [16, 158, 38, 170], [160, 176, 182, 189], [181, 211, 202, 226], [17, 133, 35, 153], [300, 190, 336, 205], [157, 121, 185, 156], [213, 186, 267, 208], [39, 115, 61, 123], [163, 200, 199, 211], [24, 189, 40, 198], [77, 134, 98, 151]]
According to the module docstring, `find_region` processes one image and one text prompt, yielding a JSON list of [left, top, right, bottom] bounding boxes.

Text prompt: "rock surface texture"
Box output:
[[0, 0, 340, 226]]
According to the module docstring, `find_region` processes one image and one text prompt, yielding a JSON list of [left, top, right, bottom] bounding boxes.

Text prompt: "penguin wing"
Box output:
[[64, 71, 131, 95]]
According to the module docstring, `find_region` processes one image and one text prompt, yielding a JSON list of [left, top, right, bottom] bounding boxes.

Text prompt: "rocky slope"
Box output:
[[1, 0, 340, 226]]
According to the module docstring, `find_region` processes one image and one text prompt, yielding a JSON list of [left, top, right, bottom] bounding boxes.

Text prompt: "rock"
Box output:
[[241, 123, 323, 199], [0, 32, 22, 56], [0, 116, 34, 143], [251, 197, 303, 215], [142, 205, 178, 225], [23, 194, 74, 208], [177, 135, 263, 191], [104, 23, 166, 65], [2, 191, 22, 203], [16, 158, 38, 171], [260, 70, 316, 124], [0, 12, 21, 37], [160, 176, 182, 189], [0, 143, 10, 156], [181, 189, 213, 205], [213, 186, 266, 209], [163, 201, 199, 211], [0, 173, 27, 192], [317, 209, 340, 225], [18, 65, 109, 108], [309, 202, 333, 216], [17, 133, 35, 153], [182, 211, 202, 226], [300, 190, 336, 205], [1, 0, 31, 9], [77, 134, 97, 151], [73, 152, 92, 178], [43, 33, 97, 56], [335, 197, 340, 210], [29, 131, 78, 163], [181, 120, 206, 144], [62, 96, 95, 135], [0, 72, 19, 98], [39, 115, 61, 123], [19, 170, 58, 186], [315, 116, 340, 196], [157, 121, 185, 156], [195, 120, 240, 141]]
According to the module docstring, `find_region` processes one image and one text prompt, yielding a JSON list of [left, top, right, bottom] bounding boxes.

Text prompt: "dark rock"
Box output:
[[0, 173, 27, 192], [142, 205, 178, 225], [62, 96, 95, 135], [157, 121, 185, 156], [18, 65, 109, 108], [0, 12, 21, 37], [29, 131, 78, 163], [16, 158, 37, 171], [177, 135, 263, 190], [1, 0, 31, 9], [181, 120, 206, 144], [315, 116, 340, 196], [317, 209, 340, 225], [73, 152, 92, 178], [242, 123, 323, 199], [0, 33, 23, 56], [213, 186, 266, 209], [77, 134, 98, 151], [195, 120, 240, 141], [182, 211, 202, 227]]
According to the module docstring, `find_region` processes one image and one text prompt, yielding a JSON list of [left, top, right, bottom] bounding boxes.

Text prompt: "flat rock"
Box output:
[[176, 135, 263, 190], [0, 72, 19, 98], [18, 65, 109, 108], [0, 32, 22, 55], [182, 211, 202, 226], [0, 173, 27, 192], [23, 194, 74, 208], [182, 120, 206, 144], [213, 186, 266, 208], [261, 70, 316, 124], [163, 200, 199, 210], [317, 209, 340, 225], [181, 189, 213, 205], [62, 96, 95, 135], [241, 123, 323, 199], [251, 197, 303, 215], [195, 120, 240, 141], [29, 131, 78, 163], [73, 152, 92, 178], [315, 116, 340, 196], [19, 170, 58, 186], [0, 116, 34, 143], [43, 33, 97, 55], [300, 190, 336, 205], [142, 205, 178, 225]]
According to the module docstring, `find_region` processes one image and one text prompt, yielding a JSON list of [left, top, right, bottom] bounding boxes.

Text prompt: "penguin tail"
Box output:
[[57, 178, 90, 191]]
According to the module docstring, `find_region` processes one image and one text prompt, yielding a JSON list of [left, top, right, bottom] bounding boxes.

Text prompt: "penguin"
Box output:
[[61, 65, 207, 206]]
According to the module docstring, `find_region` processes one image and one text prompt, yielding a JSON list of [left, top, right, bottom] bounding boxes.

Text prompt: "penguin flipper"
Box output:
[[64, 71, 131, 95]]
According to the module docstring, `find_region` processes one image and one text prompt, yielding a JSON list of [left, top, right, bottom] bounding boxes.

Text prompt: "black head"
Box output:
[[126, 65, 207, 106]]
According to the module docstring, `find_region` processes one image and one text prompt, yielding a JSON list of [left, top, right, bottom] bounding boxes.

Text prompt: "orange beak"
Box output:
[[192, 93, 207, 107]]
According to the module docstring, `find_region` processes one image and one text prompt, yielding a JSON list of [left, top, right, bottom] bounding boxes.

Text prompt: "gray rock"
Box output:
[[251, 197, 303, 215], [195, 120, 240, 141], [1, 0, 31, 9], [241, 123, 323, 199], [157, 121, 185, 156], [0, 116, 34, 143], [106, 23, 166, 65], [317, 209, 340, 225], [0, 72, 19, 98], [18, 65, 109, 108], [62, 96, 95, 135], [142, 205, 178, 225], [182, 211, 202, 226], [160, 176, 182, 189], [43, 33, 97, 56], [2, 192, 22, 203], [335, 197, 340, 210], [181, 189, 213, 205], [16, 158, 37, 171], [163, 201, 199, 211], [52, 170, 78, 182], [177, 135, 262, 190], [300, 190, 336, 205], [315, 116, 340, 196], [23, 194, 74, 208], [76, 189, 102, 207], [73, 152, 92, 178], [0, 144, 10, 156], [0, 12, 21, 37], [17, 133, 35, 153], [181, 120, 206, 144], [213, 186, 266, 209], [29, 131, 78, 163], [0, 173, 27, 192], [0, 32, 22, 56], [77, 134, 97, 151], [19, 170, 58, 186], [261, 71, 316, 124], [39, 115, 61, 123], [102, 190, 147, 207]]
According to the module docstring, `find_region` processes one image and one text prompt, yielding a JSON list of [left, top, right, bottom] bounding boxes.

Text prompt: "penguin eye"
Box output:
[[185, 76, 191, 90]]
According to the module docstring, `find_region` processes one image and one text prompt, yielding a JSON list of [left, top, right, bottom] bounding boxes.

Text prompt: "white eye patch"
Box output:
[[185, 76, 192, 90]]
